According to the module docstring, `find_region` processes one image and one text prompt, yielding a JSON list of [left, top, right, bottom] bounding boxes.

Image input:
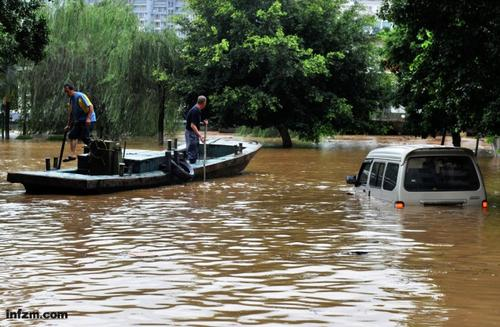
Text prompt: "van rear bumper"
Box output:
[[419, 199, 467, 206]]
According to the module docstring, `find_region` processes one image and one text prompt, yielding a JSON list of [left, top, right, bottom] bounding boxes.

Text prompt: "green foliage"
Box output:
[[381, 0, 500, 136], [105, 27, 183, 139], [15, 134, 32, 140], [25, 0, 139, 134], [22, 0, 182, 139], [236, 126, 280, 138], [180, 0, 391, 147], [47, 134, 65, 141], [0, 0, 48, 67]]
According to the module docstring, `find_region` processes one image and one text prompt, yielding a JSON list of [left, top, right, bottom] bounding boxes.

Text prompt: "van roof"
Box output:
[[365, 145, 474, 163]]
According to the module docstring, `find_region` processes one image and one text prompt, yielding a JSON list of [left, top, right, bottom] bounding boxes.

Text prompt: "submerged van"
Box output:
[[346, 145, 488, 208]]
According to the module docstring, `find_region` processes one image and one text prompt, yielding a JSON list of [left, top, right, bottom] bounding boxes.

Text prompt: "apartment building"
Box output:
[[127, 0, 185, 31]]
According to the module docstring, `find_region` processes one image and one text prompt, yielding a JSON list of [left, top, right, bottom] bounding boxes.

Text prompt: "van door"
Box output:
[[379, 162, 400, 203], [355, 160, 372, 195], [368, 161, 386, 200]]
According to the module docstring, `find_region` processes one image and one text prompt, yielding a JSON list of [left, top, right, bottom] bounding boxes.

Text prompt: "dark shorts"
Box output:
[[68, 122, 90, 145]]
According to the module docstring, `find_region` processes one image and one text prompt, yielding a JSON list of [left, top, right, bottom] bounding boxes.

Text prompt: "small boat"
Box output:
[[7, 138, 261, 194]]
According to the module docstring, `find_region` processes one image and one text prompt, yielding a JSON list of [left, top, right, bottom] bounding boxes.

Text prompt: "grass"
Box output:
[[235, 126, 281, 138], [47, 134, 65, 141], [16, 134, 33, 140], [235, 126, 326, 148]]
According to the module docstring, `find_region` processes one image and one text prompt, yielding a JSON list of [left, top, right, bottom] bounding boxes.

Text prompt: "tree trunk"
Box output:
[[98, 103, 105, 139], [22, 89, 27, 136], [440, 128, 446, 145], [276, 124, 292, 148], [0, 109, 4, 139], [3, 98, 10, 140], [157, 88, 166, 145], [451, 131, 461, 147], [493, 137, 499, 158]]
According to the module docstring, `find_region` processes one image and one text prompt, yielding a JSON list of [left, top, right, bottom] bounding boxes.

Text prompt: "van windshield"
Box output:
[[404, 156, 480, 192]]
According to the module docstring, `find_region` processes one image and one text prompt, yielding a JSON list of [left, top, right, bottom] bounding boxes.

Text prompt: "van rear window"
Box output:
[[404, 156, 480, 192]]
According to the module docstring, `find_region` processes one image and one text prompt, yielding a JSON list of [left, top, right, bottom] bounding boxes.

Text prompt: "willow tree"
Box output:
[[23, 0, 183, 141], [25, 0, 138, 135], [105, 29, 182, 144], [180, 0, 390, 147]]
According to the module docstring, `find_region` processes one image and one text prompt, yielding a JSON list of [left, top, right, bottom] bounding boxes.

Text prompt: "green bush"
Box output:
[[485, 135, 498, 144], [236, 126, 280, 138], [16, 135, 33, 140], [47, 134, 65, 141]]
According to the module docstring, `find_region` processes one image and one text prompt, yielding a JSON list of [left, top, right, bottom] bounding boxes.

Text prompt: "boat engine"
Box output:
[[78, 139, 122, 175]]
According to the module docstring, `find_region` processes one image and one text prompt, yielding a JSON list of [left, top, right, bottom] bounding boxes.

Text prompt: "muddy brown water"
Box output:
[[0, 138, 499, 326]]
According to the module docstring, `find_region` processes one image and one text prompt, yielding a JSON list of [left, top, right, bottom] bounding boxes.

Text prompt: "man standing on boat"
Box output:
[[63, 83, 95, 162], [185, 95, 207, 164]]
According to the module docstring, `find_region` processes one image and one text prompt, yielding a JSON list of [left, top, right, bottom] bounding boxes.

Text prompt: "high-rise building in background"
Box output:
[[348, 0, 392, 33], [86, 0, 187, 32], [87, 0, 388, 33], [126, 0, 186, 31], [350, 0, 382, 15]]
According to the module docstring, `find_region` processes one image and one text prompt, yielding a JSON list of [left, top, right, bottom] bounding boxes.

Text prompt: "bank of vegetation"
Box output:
[[1, 0, 498, 147]]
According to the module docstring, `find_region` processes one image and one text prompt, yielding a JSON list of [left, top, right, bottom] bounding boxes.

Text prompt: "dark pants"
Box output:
[[185, 129, 199, 164], [68, 122, 91, 145]]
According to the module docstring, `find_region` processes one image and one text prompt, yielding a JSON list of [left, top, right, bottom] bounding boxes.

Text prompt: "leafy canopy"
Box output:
[[25, 0, 182, 137], [180, 0, 391, 147], [0, 0, 48, 67], [381, 0, 500, 136]]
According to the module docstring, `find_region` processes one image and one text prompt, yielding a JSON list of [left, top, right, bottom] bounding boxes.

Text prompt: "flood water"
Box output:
[[0, 138, 499, 326]]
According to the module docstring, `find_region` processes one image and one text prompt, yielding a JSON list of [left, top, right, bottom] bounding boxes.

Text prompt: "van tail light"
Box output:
[[482, 200, 488, 209], [395, 201, 405, 209]]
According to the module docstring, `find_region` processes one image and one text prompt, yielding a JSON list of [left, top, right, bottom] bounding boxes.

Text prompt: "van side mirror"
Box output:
[[346, 175, 357, 185]]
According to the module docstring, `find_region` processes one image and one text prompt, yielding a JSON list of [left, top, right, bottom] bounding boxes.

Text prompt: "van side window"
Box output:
[[357, 161, 372, 186], [369, 162, 386, 188], [383, 163, 399, 191]]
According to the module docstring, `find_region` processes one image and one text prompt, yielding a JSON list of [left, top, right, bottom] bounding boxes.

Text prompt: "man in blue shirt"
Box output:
[[63, 83, 95, 161], [185, 95, 207, 164]]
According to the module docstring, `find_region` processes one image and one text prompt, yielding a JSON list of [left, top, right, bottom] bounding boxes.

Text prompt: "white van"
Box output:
[[346, 145, 488, 208]]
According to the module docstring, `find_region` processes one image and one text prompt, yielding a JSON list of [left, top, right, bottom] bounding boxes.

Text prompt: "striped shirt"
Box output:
[[68, 91, 93, 122]]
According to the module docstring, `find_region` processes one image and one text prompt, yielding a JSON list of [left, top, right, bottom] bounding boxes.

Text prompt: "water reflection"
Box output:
[[0, 140, 499, 326]]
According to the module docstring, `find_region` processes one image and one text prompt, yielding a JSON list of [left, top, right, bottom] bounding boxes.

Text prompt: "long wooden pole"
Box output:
[[57, 130, 68, 169], [203, 123, 207, 182]]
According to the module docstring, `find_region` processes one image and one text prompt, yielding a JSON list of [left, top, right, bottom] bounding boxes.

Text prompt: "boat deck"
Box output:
[[7, 139, 262, 194]]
